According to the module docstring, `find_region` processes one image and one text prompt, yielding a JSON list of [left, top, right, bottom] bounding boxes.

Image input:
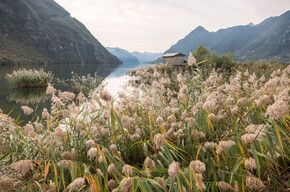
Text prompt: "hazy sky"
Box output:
[[54, 0, 289, 53]]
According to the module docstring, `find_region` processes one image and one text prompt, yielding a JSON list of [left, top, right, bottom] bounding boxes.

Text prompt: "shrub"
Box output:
[[5, 68, 53, 88]]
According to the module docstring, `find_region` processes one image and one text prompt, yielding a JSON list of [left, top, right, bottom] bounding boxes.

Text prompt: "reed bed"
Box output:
[[5, 68, 53, 88], [0, 63, 289, 191]]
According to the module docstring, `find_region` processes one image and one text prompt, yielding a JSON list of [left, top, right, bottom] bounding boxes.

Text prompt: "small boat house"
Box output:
[[163, 53, 186, 70]]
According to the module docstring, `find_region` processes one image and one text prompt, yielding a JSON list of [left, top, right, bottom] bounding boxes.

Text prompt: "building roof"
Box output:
[[163, 53, 186, 58]]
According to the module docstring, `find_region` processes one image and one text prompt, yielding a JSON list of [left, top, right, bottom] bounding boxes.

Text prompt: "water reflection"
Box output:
[[8, 87, 50, 105], [0, 62, 153, 123]]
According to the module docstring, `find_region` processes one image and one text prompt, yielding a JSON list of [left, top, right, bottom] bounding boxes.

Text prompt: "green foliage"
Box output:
[[69, 72, 103, 96], [5, 68, 53, 88]]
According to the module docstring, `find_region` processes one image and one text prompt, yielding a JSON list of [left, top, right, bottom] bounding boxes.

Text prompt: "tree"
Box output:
[[192, 44, 210, 63]]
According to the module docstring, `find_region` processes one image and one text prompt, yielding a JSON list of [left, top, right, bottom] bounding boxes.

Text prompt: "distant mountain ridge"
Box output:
[[165, 10, 290, 63], [131, 51, 163, 63], [106, 47, 138, 63], [0, 0, 121, 66]]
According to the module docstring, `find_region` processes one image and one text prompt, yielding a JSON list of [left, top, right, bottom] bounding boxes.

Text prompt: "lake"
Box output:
[[0, 62, 153, 124]]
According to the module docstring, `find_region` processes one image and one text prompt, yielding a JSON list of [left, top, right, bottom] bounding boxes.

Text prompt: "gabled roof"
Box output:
[[163, 53, 186, 57]]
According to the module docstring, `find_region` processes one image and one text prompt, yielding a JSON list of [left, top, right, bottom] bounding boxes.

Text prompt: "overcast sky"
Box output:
[[54, 0, 289, 53]]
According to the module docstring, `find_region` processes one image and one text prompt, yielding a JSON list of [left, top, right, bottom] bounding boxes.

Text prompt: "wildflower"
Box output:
[[23, 123, 34, 134], [66, 177, 85, 192], [155, 177, 166, 189], [108, 163, 115, 174], [144, 157, 156, 169], [216, 140, 236, 154], [87, 147, 98, 160], [108, 179, 116, 189], [42, 108, 49, 119], [109, 144, 117, 152], [245, 157, 256, 172], [61, 151, 73, 160], [241, 133, 256, 144], [245, 176, 265, 191], [168, 161, 180, 178], [217, 181, 233, 191], [85, 139, 95, 148], [21, 106, 33, 115], [122, 164, 133, 175], [154, 133, 164, 149], [10, 160, 33, 176], [189, 160, 206, 173], [120, 177, 133, 192]]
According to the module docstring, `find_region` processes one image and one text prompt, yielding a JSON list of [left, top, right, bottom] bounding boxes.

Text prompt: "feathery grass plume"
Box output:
[[144, 157, 156, 169], [23, 123, 34, 134], [61, 151, 73, 160], [245, 176, 265, 191], [154, 133, 164, 149], [109, 144, 117, 152], [57, 160, 72, 170], [87, 148, 98, 160], [216, 140, 236, 155], [156, 116, 164, 125], [217, 181, 233, 191], [245, 157, 256, 172], [10, 160, 33, 177], [46, 83, 56, 94], [42, 108, 50, 119], [155, 177, 166, 189], [66, 177, 85, 192], [189, 160, 206, 173], [0, 178, 22, 191], [120, 177, 133, 192], [108, 179, 116, 189], [99, 89, 112, 102], [266, 98, 288, 119], [21, 106, 33, 115], [108, 163, 115, 174], [241, 134, 256, 144], [168, 161, 180, 178], [85, 140, 95, 148], [194, 173, 206, 191], [122, 164, 133, 175], [98, 156, 104, 163]]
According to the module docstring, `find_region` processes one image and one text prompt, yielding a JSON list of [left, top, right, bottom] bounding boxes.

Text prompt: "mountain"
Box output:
[[106, 47, 138, 63], [131, 51, 163, 63], [165, 10, 290, 63], [0, 0, 121, 66]]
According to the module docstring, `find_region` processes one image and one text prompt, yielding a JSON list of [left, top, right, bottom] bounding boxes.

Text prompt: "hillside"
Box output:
[[165, 10, 290, 63], [106, 47, 138, 63], [0, 0, 121, 66]]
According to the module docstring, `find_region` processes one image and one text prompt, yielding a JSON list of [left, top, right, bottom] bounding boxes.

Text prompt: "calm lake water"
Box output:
[[0, 62, 153, 124]]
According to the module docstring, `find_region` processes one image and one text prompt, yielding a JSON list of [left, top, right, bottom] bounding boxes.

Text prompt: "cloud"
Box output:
[[54, 0, 289, 52]]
